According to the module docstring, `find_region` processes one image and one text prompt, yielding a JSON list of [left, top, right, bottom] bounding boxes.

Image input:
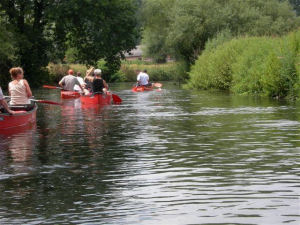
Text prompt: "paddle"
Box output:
[[4, 96, 62, 106], [153, 83, 163, 88], [43, 85, 63, 90], [133, 83, 163, 88], [112, 94, 122, 104], [31, 99, 62, 106]]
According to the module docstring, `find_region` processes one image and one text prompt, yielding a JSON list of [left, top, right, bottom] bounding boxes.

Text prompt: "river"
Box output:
[[0, 83, 299, 224]]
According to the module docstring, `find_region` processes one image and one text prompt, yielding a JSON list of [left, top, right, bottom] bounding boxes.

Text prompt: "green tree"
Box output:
[[142, 0, 300, 65], [0, 0, 139, 86], [141, 0, 175, 63], [288, 0, 300, 15], [0, 12, 15, 86]]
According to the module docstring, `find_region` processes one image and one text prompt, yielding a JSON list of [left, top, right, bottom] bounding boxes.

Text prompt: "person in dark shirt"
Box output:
[[92, 69, 108, 94]]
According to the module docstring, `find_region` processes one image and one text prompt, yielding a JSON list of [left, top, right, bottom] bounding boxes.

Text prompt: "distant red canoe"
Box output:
[[61, 91, 81, 99], [132, 86, 153, 92], [80, 93, 112, 105], [0, 105, 37, 130]]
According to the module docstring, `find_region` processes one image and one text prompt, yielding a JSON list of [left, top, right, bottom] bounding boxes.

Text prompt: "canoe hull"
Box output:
[[132, 86, 153, 92], [0, 105, 37, 130], [80, 93, 112, 105], [61, 91, 81, 99]]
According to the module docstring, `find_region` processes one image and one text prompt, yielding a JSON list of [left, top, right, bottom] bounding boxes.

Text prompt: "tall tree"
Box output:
[[288, 0, 300, 15], [0, 0, 139, 86], [142, 0, 300, 65]]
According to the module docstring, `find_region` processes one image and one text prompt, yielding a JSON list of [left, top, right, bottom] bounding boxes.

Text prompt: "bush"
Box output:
[[187, 29, 300, 99], [47, 63, 70, 84], [47, 60, 189, 84], [119, 62, 186, 82]]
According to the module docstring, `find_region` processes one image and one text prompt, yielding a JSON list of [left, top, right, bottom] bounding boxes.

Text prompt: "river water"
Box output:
[[0, 83, 299, 225]]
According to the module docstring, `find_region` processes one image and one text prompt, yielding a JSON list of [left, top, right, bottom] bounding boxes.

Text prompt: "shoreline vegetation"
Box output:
[[48, 61, 187, 84], [1, 0, 300, 100], [186, 29, 300, 99]]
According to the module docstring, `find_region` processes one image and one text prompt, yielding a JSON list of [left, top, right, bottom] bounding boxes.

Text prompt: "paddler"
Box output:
[[92, 69, 109, 94], [137, 69, 152, 87], [0, 86, 15, 114], [84, 67, 95, 92], [59, 69, 84, 93], [74, 72, 85, 92], [8, 67, 33, 105]]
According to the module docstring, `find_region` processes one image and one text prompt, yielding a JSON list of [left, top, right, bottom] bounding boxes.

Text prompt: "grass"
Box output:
[[187, 29, 300, 99]]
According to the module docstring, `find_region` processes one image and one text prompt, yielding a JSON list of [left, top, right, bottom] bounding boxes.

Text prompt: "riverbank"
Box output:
[[47, 61, 185, 84], [187, 29, 300, 99]]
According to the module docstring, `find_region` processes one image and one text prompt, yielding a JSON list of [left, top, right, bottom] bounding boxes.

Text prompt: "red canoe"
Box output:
[[80, 93, 112, 105], [132, 86, 153, 92], [61, 91, 81, 99], [0, 105, 37, 130]]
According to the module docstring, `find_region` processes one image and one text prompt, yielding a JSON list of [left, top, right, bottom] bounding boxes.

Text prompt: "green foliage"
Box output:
[[47, 63, 70, 84], [288, 0, 300, 15], [64, 48, 79, 64], [0, 15, 15, 87], [141, 0, 175, 63], [0, 0, 140, 87], [142, 0, 300, 64], [120, 62, 185, 82], [188, 29, 300, 99]]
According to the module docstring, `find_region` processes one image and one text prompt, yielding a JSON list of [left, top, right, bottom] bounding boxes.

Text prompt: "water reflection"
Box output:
[[0, 84, 299, 225]]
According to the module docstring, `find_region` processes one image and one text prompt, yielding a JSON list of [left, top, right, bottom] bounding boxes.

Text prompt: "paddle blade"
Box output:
[[153, 83, 163, 88], [43, 85, 61, 89], [35, 100, 62, 106], [112, 94, 122, 104]]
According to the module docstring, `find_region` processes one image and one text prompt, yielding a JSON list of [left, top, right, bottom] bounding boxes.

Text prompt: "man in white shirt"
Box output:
[[0, 86, 15, 114], [74, 72, 85, 92], [137, 69, 151, 86]]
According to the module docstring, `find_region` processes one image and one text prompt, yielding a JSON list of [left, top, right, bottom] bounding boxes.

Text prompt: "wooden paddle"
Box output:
[[43, 85, 63, 90]]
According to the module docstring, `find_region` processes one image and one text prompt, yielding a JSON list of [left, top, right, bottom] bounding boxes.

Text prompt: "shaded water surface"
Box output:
[[0, 83, 299, 224]]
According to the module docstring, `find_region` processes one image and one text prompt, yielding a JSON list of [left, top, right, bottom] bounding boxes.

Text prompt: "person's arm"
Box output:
[[59, 77, 65, 88], [23, 79, 32, 98], [137, 74, 141, 86], [103, 80, 109, 90], [0, 99, 15, 114]]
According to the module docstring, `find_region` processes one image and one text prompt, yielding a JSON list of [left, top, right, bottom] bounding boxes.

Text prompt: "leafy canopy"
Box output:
[[0, 0, 139, 86], [142, 0, 300, 64]]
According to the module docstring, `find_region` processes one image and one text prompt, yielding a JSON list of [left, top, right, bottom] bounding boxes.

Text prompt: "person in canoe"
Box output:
[[8, 67, 33, 106], [84, 67, 95, 93], [74, 72, 85, 92], [59, 69, 84, 93], [0, 86, 16, 114], [92, 69, 109, 94], [137, 69, 152, 87]]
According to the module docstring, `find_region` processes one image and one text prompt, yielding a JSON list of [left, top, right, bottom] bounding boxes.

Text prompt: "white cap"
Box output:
[[94, 69, 102, 75]]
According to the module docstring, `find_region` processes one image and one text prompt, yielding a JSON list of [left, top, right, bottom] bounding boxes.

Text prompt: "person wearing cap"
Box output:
[[59, 69, 84, 93], [0, 86, 15, 114], [137, 69, 151, 87], [92, 69, 109, 94]]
